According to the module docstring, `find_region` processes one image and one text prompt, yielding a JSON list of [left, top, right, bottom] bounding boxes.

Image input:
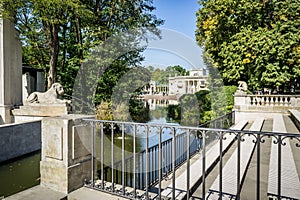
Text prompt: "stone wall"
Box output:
[[0, 19, 22, 123], [0, 120, 41, 162]]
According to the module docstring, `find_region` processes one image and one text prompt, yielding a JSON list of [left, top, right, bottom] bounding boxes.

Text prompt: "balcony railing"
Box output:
[[82, 118, 300, 200]]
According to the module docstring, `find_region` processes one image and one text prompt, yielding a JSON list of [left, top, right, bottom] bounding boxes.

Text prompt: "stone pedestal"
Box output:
[[12, 103, 72, 123], [40, 115, 93, 194], [0, 19, 22, 123], [233, 94, 248, 109]]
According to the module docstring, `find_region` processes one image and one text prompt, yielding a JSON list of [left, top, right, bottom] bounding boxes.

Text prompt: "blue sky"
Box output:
[[152, 0, 199, 40], [141, 0, 205, 70]]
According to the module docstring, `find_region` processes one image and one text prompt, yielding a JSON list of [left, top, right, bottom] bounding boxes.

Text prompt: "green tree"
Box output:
[[1, 0, 163, 94], [149, 65, 187, 84], [1, 0, 92, 88], [196, 0, 300, 91], [166, 65, 187, 76]]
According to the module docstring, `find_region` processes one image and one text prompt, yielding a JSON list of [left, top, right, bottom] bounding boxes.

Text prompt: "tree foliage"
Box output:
[[148, 65, 187, 84], [195, 85, 237, 123], [1, 0, 163, 100], [196, 0, 300, 91]]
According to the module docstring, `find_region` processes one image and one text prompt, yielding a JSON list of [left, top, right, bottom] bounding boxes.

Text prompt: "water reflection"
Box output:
[[0, 151, 40, 197], [145, 98, 178, 111]]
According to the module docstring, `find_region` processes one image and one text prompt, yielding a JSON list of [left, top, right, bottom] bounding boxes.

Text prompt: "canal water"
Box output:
[[0, 151, 40, 197], [0, 99, 180, 197]]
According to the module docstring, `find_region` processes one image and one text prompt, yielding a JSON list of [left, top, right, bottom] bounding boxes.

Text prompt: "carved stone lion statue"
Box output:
[[238, 81, 248, 92], [26, 83, 71, 104]]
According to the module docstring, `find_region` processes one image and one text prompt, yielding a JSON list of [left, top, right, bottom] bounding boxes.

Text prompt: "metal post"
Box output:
[[155, 146, 158, 180], [122, 124, 125, 195], [257, 134, 260, 200], [158, 127, 162, 199], [133, 124, 136, 198], [178, 135, 181, 164], [111, 123, 115, 192], [91, 122, 95, 187], [172, 127, 176, 200], [237, 133, 241, 200], [168, 141, 171, 171], [146, 126, 149, 198], [278, 135, 282, 199], [202, 131, 206, 200], [101, 123, 104, 189], [219, 131, 223, 199], [152, 147, 154, 184], [186, 129, 190, 199]]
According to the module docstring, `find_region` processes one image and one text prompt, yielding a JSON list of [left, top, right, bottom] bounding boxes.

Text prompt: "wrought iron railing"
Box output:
[[101, 131, 199, 189], [83, 119, 300, 200]]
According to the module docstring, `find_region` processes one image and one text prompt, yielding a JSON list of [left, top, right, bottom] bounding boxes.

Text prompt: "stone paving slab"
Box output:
[[206, 118, 264, 199], [68, 187, 127, 200], [268, 114, 300, 199], [5, 185, 67, 200], [5, 185, 128, 200]]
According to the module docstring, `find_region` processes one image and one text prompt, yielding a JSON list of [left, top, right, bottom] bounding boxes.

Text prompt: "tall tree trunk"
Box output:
[[47, 23, 60, 89]]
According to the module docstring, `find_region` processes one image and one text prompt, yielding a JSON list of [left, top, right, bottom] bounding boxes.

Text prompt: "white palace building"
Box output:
[[168, 68, 209, 95]]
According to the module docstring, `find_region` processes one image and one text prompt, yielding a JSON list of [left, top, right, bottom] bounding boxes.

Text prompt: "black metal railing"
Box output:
[[83, 118, 300, 200], [100, 131, 199, 189]]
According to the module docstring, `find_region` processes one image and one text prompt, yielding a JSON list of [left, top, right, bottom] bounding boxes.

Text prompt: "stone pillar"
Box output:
[[233, 93, 248, 123], [40, 115, 93, 194], [0, 19, 22, 123]]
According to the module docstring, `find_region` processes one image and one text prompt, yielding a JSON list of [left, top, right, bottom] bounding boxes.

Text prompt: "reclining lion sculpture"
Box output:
[[238, 81, 248, 92], [26, 83, 71, 104]]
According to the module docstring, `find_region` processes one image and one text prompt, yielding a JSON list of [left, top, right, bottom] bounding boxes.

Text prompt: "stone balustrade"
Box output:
[[235, 94, 300, 110], [247, 95, 298, 107], [233, 94, 300, 123]]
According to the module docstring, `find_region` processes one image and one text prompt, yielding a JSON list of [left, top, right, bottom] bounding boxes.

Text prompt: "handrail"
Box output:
[[82, 118, 300, 200]]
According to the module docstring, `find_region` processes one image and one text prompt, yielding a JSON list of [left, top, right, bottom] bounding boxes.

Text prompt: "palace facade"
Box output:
[[168, 68, 209, 95]]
